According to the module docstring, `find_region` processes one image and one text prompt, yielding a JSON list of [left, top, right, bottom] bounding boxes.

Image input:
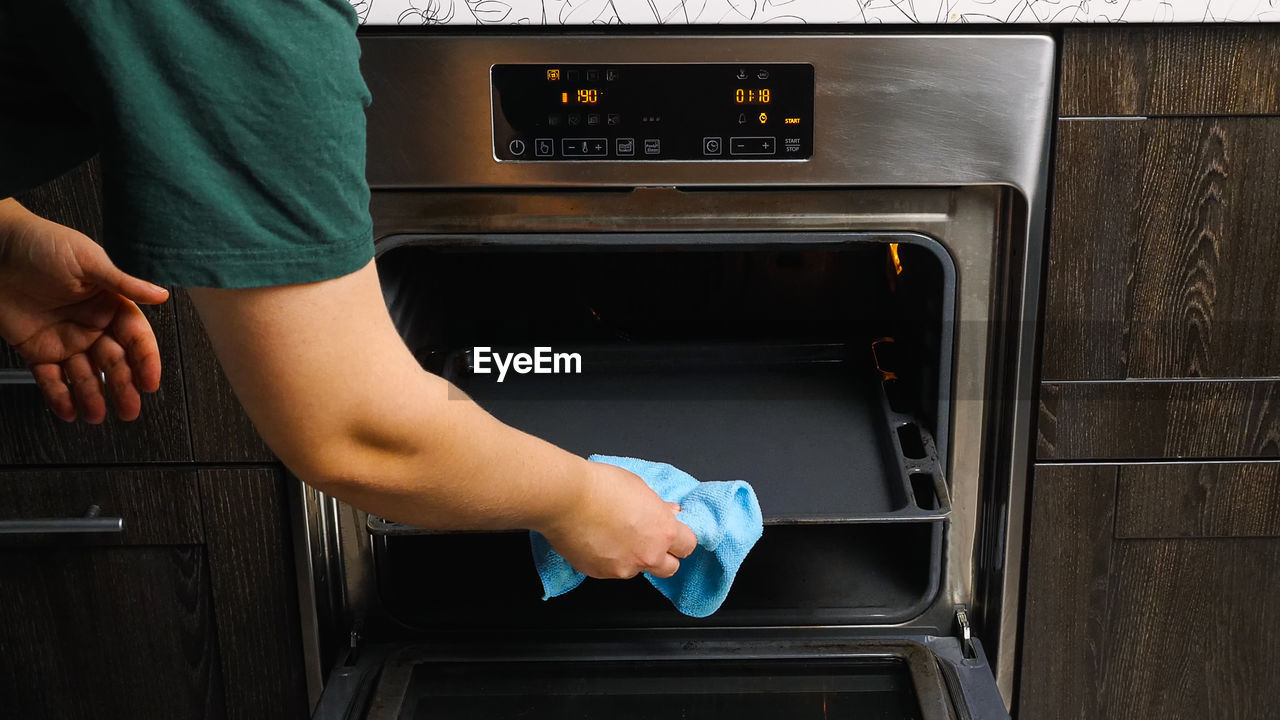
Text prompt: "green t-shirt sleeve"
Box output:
[[3, 0, 374, 289]]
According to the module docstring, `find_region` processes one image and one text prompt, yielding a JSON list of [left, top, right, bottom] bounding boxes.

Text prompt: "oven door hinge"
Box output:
[[345, 616, 365, 667], [954, 607, 976, 659]]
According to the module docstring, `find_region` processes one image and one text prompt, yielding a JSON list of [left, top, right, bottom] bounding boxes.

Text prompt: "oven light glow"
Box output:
[[889, 243, 903, 276]]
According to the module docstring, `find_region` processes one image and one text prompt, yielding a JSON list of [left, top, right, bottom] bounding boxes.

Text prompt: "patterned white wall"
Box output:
[[349, 0, 1279, 25]]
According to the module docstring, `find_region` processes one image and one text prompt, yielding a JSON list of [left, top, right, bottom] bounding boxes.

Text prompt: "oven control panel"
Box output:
[[491, 63, 814, 162]]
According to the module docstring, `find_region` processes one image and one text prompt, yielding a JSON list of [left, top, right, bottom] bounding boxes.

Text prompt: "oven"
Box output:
[[295, 34, 1054, 719]]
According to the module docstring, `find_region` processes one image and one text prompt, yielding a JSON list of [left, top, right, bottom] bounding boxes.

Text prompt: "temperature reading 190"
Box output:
[[560, 89, 601, 104], [735, 88, 771, 105]]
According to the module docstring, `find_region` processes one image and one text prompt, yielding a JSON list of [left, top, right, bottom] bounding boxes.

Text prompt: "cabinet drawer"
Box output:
[[1061, 27, 1280, 117], [1020, 462, 1280, 720], [1043, 117, 1280, 382], [1115, 462, 1280, 538], [0, 469, 202, 546], [0, 546, 224, 720], [1037, 379, 1280, 460], [0, 339, 192, 464]]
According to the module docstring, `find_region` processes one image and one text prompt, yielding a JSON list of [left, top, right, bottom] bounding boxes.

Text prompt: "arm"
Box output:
[[0, 197, 694, 579], [188, 260, 697, 579]]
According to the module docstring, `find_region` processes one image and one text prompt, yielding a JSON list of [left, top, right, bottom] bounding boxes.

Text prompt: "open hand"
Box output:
[[0, 198, 170, 423]]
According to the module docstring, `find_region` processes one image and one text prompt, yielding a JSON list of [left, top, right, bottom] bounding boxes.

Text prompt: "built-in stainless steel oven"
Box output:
[[295, 34, 1054, 719]]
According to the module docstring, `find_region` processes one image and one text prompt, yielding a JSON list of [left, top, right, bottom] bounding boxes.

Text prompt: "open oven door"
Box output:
[[311, 631, 1008, 720]]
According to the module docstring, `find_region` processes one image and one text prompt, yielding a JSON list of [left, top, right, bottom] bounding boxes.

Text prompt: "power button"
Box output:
[[508, 139, 527, 156]]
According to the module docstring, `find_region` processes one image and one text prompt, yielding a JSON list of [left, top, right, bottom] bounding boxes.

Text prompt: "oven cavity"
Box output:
[[367, 233, 957, 631]]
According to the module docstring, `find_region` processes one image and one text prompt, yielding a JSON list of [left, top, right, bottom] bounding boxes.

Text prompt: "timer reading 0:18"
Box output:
[[735, 88, 771, 104]]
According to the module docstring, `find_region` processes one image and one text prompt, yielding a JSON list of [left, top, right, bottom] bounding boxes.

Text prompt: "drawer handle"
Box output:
[[0, 369, 37, 386], [0, 505, 124, 535]]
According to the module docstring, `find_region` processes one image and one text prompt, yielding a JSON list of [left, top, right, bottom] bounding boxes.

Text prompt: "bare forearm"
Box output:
[[187, 263, 591, 535], [306, 366, 593, 533]]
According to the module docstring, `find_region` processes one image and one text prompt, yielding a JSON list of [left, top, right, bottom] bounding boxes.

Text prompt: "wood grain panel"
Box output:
[[1116, 462, 1280, 538], [200, 468, 308, 719], [1101, 539, 1280, 720], [0, 160, 191, 464], [0, 468, 202, 547], [1043, 118, 1280, 381], [1061, 27, 1280, 117], [175, 290, 274, 463], [1017, 464, 1117, 720], [10, 156, 105, 236], [0, 546, 225, 720], [1038, 380, 1280, 460]]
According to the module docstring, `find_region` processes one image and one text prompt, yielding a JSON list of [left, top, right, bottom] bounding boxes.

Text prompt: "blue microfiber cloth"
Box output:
[[531, 454, 764, 618]]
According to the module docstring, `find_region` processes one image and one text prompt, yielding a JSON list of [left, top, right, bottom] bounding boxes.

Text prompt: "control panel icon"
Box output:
[[535, 138, 554, 157], [703, 137, 722, 156], [508, 139, 526, 156], [562, 138, 607, 157]]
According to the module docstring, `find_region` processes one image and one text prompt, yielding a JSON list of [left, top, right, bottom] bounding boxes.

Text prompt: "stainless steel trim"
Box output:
[[1059, 116, 1149, 121], [289, 476, 329, 710], [298, 34, 1054, 711], [0, 505, 123, 534], [361, 34, 1053, 198], [1043, 376, 1280, 384], [0, 369, 106, 385], [1039, 458, 1280, 467], [0, 369, 36, 385]]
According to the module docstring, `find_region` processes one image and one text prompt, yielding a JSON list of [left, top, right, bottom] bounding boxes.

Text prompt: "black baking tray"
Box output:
[[370, 342, 948, 533]]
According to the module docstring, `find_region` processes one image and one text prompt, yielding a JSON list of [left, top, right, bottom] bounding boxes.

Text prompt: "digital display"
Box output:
[[492, 63, 814, 161], [735, 88, 771, 104]]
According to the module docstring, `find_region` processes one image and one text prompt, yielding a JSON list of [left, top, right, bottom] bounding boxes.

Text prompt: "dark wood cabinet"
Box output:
[[1043, 117, 1280, 383], [200, 468, 309, 719], [0, 468, 219, 719], [1037, 379, 1280, 460], [1039, 113, 1280, 459], [0, 545, 225, 720], [1027, 26, 1280, 720], [1, 158, 304, 717], [1061, 27, 1280, 117], [0, 467, 308, 719], [1019, 463, 1280, 720]]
